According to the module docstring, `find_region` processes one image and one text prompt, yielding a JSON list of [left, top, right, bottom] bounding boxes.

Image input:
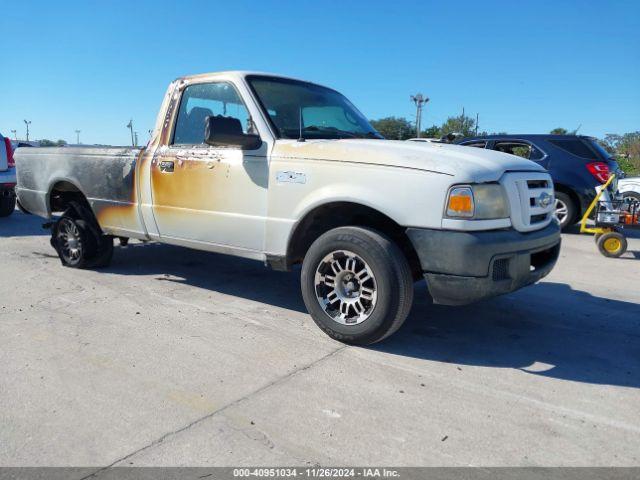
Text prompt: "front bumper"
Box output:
[[406, 222, 561, 305]]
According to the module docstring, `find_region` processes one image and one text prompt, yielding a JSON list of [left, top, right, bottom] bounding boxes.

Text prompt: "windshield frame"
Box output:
[[245, 74, 382, 140]]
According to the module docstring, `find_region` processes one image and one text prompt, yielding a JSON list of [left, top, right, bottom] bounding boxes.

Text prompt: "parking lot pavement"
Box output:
[[1, 210, 639, 468]]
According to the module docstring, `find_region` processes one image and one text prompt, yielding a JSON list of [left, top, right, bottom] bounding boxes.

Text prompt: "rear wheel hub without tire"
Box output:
[[57, 218, 84, 263]]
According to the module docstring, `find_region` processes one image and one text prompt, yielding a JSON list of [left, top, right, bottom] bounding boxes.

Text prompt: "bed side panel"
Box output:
[[15, 147, 145, 237]]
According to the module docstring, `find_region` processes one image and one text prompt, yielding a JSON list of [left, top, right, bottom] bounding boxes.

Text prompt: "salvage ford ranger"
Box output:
[[15, 72, 561, 344]]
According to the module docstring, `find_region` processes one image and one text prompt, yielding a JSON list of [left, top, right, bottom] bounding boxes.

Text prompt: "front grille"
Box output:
[[527, 179, 550, 189], [493, 258, 510, 281], [501, 172, 555, 232]]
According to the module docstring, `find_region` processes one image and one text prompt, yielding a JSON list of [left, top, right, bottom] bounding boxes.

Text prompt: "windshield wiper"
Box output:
[[303, 126, 358, 139], [359, 131, 382, 139]]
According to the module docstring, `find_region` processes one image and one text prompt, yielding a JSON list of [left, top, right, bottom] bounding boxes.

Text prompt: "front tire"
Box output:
[[0, 194, 16, 218], [301, 226, 413, 345]]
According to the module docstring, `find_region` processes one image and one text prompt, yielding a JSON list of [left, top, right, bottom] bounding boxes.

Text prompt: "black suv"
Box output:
[[458, 135, 620, 230]]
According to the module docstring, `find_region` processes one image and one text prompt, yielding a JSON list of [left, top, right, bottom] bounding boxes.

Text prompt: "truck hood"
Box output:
[[272, 139, 545, 182]]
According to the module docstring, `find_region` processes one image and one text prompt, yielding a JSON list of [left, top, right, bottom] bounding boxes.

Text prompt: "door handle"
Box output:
[[159, 160, 175, 173]]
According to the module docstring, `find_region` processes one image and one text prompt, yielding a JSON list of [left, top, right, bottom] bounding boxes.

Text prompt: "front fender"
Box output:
[[618, 178, 640, 194], [291, 182, 398, 224]]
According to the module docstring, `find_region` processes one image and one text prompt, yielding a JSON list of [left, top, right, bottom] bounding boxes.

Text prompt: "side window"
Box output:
[[548, 139, 597, 159], [462, 141, 487, 148], [494, 141, 539, 160], [529, 145, 545, 161], [172, 82, 251, 145]]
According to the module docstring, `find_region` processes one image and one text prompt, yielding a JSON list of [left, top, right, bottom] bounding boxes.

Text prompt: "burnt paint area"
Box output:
[[94, 149, 144, 234]]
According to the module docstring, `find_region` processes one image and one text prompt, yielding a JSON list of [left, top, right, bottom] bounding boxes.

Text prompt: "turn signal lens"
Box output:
[[446, 187, 474, 217], [4, 137, 14, 168]]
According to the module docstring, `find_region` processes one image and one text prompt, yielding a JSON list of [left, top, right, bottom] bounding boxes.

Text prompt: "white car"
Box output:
[[618, 176, 640, 204], [0, 132, 17, 217], [16, 71, 561, 344]]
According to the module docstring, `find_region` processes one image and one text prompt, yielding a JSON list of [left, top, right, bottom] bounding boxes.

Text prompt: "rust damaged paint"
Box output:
[[150, 149, 240, 213], [94, 148, 147, 234], [148, 75, 268, 240]]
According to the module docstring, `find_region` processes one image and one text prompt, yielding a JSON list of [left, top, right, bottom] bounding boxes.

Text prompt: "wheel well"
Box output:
[[49, 181, 90, 214], [554, 184, 581, 217], [286, 202, 421, 277]]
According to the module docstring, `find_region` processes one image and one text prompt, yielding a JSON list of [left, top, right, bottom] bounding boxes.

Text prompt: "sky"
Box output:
[[1, 0, 639, 145]]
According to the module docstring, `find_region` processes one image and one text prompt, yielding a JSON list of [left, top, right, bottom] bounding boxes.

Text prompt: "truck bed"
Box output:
[[15, 146, 144, 236]]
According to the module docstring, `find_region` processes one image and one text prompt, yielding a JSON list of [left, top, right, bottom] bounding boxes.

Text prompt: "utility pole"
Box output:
[[410, 94, 429, 138], [75, 130, 81, 144], [23, 120, 31, 141], [475, 113, 479, 136], [10, 129, 17, 140], [134, 132, 139, 147], [126, 119, 134, 147]]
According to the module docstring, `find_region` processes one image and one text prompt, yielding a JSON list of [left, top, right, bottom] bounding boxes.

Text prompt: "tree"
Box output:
[[614, 132, 640, 175], [440, 114, 477, 138], [39, 139, 68, 147], [550, 128, 569, 135], [599, 134, 620, 154], [369, 117, 415, 140], [598, 132, 640, 175], [421, 125, 441, 138]]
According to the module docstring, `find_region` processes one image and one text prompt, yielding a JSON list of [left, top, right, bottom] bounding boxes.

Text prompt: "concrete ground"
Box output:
[[1, 210, 639, 468]]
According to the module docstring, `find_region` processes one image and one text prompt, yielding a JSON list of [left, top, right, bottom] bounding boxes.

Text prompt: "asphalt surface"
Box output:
[[1, 210, 639, 468]]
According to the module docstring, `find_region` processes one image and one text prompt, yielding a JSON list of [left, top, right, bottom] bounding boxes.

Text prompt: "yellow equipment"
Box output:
[[580, 174, 638, 257]]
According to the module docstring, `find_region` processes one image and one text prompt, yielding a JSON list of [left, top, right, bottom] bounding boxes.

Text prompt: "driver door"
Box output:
[[151, 81, 269, 252]]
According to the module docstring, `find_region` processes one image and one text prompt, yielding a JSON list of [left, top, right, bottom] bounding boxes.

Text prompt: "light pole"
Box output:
[[126, 119, 135, 147], [23, 120, 32, 141], [410, 94, 429, 138], [10, 129, 17, 141], [75, 130, 81, 144]]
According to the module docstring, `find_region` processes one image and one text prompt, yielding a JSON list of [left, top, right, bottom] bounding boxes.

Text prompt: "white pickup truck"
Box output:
[[16, 71, 561, 344]]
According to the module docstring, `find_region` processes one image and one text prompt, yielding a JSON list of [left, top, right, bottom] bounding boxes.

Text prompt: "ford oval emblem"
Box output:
[[538, 192, 552, 208]]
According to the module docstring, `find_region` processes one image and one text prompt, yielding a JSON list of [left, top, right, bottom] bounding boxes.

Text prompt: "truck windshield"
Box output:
[[247, 76, 383, 140]]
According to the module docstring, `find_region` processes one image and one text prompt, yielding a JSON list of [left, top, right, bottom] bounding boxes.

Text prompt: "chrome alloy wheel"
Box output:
[[314, 250, 378, 325], [57, 218, 84, 263], [554, 198, 569, 224]]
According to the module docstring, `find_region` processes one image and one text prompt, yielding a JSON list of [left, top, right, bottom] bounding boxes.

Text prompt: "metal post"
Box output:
[[23, 120, 31, 141], [410, 94, 429, 138], [126, 119, 134, 147]]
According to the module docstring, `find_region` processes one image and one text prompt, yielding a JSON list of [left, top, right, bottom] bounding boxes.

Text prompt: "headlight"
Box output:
[[445, 184, 509, 220]]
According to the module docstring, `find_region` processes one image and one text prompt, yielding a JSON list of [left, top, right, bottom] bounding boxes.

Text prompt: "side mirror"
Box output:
[[204, 115, 262, 150]]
